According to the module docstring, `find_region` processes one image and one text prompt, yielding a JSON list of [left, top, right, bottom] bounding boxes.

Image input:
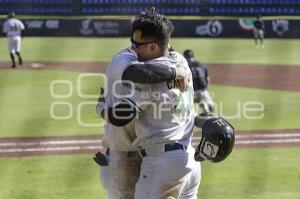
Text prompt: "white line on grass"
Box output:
[[235, 139, 300, 144], [0, 145, 103, 153], [0, 140, 102, 147], [191, 139, 300, 145], [1, 139, 300, 154], [1, 133, 299, 147], [192, 133, 300, 141]]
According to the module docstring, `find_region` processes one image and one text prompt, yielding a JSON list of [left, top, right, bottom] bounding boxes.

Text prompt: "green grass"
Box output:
[[210, 85, 300, 131], [0, 148, 299, 199], [0, 70, 105, 137], [0, 155, 106, 199], [1, 70, 300, 137], [172, 38, 300, 65], [0, 37, 300, 65], [0, 37, 299, 136], [0, 37, 299, 199], [199, 147, 300, 199]]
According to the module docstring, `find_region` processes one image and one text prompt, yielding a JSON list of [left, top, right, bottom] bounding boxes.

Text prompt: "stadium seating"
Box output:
[[0, 0, 299, 15]]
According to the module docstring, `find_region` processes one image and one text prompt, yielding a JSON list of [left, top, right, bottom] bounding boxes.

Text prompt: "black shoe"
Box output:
[[19, 57, 23, 65], [11, 64, 16, 68]]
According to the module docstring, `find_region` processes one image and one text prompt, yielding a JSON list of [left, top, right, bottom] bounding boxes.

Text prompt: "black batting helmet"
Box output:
[[194, 117, 235, 163], [183, 49, 194, 60]]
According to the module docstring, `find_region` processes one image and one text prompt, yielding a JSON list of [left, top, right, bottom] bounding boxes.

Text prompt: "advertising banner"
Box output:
[[0, 18, 299, 38]]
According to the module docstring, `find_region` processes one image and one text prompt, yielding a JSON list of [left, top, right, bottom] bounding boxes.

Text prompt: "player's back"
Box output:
[[103, 48, 139, 151], [105, 48, 137, 105], [3, 18, 25, 37], [132, 51, 195, 147]]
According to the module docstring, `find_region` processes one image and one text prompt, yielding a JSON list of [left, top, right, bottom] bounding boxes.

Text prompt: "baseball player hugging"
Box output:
[[95, 8, 193, 199], [98, 10, 201, 199]]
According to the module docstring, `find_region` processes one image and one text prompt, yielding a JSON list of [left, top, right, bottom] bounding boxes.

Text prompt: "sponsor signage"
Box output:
[[272, 20, 289, 36], [0, 18, 299, 38], [195, 20, 224, 37]]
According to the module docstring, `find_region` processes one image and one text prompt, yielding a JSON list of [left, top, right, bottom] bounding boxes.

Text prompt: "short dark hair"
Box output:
[[131, 10, 174, 47]]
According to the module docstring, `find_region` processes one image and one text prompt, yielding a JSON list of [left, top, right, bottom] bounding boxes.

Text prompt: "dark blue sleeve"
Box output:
[[122, 63, 176, 83]]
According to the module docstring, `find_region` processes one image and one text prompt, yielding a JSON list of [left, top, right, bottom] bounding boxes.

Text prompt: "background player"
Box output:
[[183, 49, 214, 116], [253, 15, 265, 49], [2, 12, 25, 68]]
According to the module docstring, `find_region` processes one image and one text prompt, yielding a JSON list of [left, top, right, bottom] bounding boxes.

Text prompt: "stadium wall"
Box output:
[[0, 17, 298, 38]]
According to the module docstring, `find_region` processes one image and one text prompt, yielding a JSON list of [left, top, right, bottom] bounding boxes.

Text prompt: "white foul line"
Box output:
[[192, 138, 300, 145], [0, 133, 299, 147], [235, 133, 300, 138], [192, 133, 300, 141], [235, 139, 300, 144], [0, 145, 104, 153], [0, 139, 102, 147], [1, 133, 300, 155]]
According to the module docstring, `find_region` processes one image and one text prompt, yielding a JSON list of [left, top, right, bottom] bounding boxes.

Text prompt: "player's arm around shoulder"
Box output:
[[96, 84, 151, 127], [122, 52, 191, 85]]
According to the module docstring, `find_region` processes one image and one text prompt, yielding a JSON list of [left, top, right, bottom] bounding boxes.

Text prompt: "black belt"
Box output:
[[106, 148, 139, 158], [139, 143, 187, 157]]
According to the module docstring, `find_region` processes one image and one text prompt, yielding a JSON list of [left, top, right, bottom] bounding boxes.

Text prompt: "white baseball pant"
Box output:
[[100, 150, 142, 199], [253, 29, 264, 40], [134, 144, 201, 199], [8, 36, 21, 54]]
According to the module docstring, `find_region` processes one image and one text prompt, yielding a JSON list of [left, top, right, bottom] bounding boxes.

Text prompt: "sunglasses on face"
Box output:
[[131, 39, 157, 49]]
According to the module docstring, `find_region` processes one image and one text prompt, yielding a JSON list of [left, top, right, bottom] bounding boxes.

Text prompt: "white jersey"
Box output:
[[127, 51, 195, 148], [2, 18, 25, 37], [101, 48, 139, 151]]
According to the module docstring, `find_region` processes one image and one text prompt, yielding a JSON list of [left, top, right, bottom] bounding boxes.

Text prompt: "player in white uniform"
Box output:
[[132, 53, 200, 199], [95, 10, 190, 199], [103, 11, 200, 199], [95, 48, 141, 199], [96, 50, 189, 199], [2, 12, 25, 68]]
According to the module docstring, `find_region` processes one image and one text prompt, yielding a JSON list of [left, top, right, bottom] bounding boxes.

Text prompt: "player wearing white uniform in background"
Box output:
[[94, 9, 190, 199], [105, 10, 200, 199], [2, 12, 25, 68]]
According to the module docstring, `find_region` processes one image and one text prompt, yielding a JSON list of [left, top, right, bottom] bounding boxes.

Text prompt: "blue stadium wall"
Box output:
[[1, 0, 300, 38], [0, 17, 298, 38]]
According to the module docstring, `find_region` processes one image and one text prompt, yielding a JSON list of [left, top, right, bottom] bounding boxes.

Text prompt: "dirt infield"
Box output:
[[1, 61, 300, 91], [0, 130, 300, 157], [1, 61, 300, 157]]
